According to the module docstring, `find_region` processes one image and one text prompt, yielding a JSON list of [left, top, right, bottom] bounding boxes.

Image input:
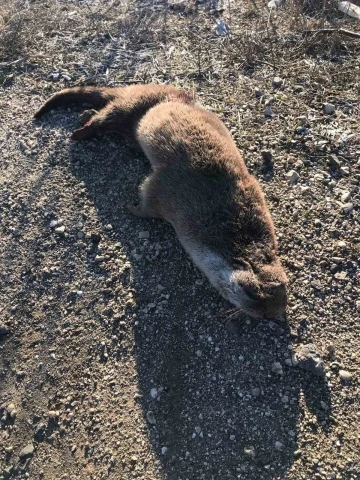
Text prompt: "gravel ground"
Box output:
[[0, 1, 359, 479]]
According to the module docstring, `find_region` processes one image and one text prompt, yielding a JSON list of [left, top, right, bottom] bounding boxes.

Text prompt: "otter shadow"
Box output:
[[41, 113, 332, 480]]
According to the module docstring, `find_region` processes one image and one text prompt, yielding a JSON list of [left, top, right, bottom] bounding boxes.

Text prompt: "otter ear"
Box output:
[[232, 258, 252, 271]]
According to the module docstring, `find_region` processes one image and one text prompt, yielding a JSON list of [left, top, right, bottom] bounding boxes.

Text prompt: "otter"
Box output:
[[35, 84, 288, 319]]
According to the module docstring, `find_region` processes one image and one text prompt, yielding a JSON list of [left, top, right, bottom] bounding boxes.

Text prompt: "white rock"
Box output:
[[338, 1, 360, 19], [340, 191, 351, 203], [150, 388, 158, 399], [339, 369, 352, 383], [273, 76, 283, 88], [244, 446, 255, 457], [285, 170, 299, 185], [55, 225, 65, 234], [340, 166, 350, 176]]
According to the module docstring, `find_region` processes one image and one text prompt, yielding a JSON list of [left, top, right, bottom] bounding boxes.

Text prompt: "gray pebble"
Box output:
[[19, 443, 34, 459], [146, 411, 156, 425], [323, 103, 335, 114], [339, 370, 352, 383], [273, 76, 283, 88], [285, 170, 299, 185], [272, 362, 283, 375], [297, 344, 325, 377]]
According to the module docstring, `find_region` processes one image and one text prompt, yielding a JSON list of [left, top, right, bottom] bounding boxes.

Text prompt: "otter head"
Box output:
[[219, 258, 288, 319]]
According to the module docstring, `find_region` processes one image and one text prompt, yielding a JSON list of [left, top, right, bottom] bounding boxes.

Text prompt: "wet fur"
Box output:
[[35, 84, 288, 318]]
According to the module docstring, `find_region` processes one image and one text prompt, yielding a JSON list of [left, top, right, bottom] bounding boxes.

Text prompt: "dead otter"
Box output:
[[35, 84, 288, 319]]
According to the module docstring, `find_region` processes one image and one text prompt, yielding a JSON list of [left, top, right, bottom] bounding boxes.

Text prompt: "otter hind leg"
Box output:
[[127, 174, 164, 219]]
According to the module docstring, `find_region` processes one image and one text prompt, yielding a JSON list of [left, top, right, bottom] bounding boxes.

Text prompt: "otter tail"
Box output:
[[34, 86, 116, 119]]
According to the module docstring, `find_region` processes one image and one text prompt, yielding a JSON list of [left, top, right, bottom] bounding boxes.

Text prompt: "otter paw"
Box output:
[[79, 109, 98, 125]]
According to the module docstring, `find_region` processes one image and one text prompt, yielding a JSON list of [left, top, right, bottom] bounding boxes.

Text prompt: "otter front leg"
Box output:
[[127, 203, 156, 218]]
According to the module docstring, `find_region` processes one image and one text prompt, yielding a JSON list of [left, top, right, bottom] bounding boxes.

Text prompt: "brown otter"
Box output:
[[35, 84, 288, 319]]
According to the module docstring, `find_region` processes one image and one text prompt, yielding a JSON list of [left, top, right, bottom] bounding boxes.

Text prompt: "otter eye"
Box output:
[[243, 286, 260, 300]]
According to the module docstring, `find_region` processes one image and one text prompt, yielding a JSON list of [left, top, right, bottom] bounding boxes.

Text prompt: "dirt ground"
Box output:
[[0, 1, 359, 479]]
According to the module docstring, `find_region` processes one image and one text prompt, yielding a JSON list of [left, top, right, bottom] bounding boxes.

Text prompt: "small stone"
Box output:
[[273, 76, 283, 88], [55, 225, 65, 234], [299, 186, 310, 195], [332, 257, 344, 264], [340, 166, 350, 176], [342, 202, 353, 213], [285, 170, 299, 185], [339, 370, 352, 383], [328, 155, 341, 169], [272, 362, 283, 375], [95, 255, 106, 262], [9, 409, 17, 419], [105, 224, 113, 231], [150, 388, 158, 399], [146, 411, 156, 425], [255, 87, 264, 98], [161, 446, 168, 455], [244, 446, 255, 457], [264, 106, 273, 118], [50, 72, 60, 81], [47, 410, 59, 418], [323, 103, 335, 114], [275, 441, 284, 450], [320, 401, 329, 410], [334, 271, 347, 281], [230, 434, 236, 441], [19, 443, 34, 459], [0, 324, 10, 336], [327, 344, 336, 359], [251, 387, 261, 397], [297, 344, 324, 377], [340, 191, 351, 203], [139, 231, 150, 239]]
